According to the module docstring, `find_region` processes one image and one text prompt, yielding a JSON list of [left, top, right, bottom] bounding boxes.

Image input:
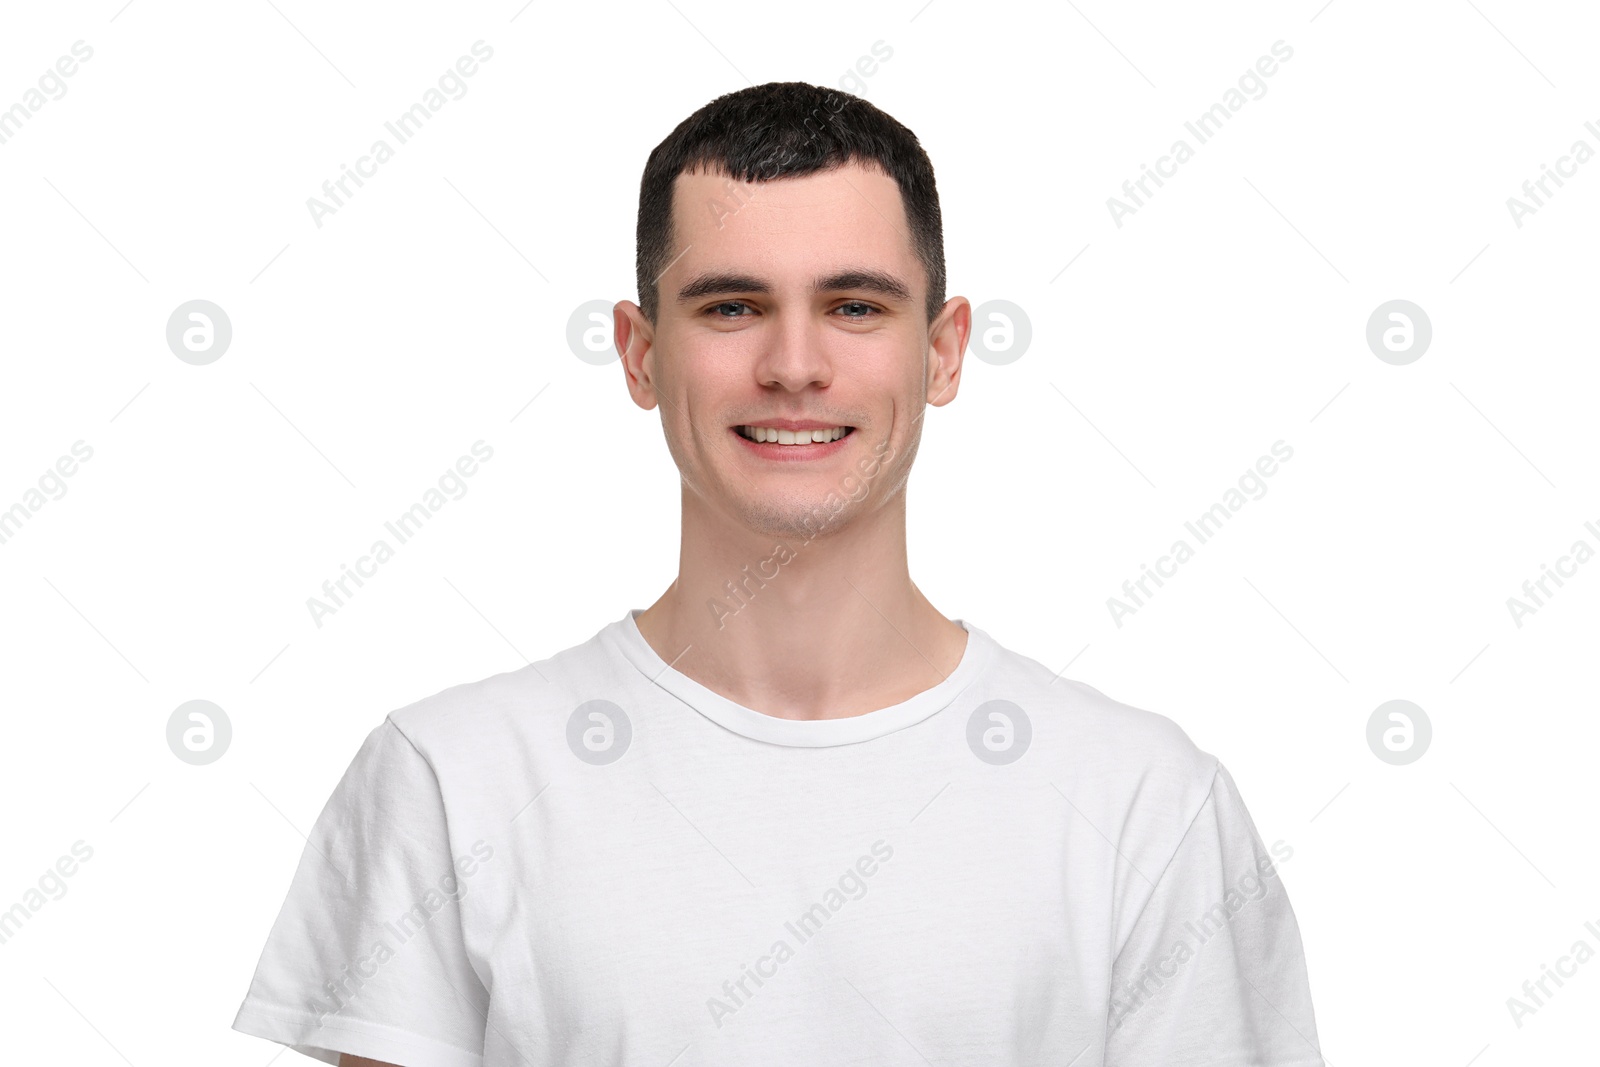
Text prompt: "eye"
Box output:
[[706, 301, 753, 318], [833, 301, 881, 319]]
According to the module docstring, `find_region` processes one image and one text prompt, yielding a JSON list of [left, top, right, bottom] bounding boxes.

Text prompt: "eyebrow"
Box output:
[[675, 268, 913, 306]]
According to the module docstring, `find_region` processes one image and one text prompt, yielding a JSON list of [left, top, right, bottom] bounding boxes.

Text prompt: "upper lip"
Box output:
[[734, 419, 852, 430]]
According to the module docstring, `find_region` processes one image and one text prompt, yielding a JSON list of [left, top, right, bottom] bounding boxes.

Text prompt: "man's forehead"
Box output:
[[666, 161, 917, 286], [672, 159, 907, 229]]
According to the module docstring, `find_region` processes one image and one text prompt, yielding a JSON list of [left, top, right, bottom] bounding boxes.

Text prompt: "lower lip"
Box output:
[[731, 427, 855, 461]]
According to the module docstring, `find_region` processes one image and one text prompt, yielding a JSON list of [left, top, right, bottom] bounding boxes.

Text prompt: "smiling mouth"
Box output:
[[735, 425, 855, 445]]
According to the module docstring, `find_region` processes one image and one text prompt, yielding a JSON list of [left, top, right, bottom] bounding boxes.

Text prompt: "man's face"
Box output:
[[615, 160, 968, 542]]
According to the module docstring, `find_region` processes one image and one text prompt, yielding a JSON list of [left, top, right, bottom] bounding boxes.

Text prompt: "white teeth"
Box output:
[[738, 425, 850, 444]]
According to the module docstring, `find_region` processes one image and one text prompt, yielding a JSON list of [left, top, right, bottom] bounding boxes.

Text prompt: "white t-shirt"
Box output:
[[232, 608, 1322, 1067]]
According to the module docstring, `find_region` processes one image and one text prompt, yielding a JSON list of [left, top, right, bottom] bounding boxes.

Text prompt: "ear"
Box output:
[[613, 300, 659, 412], [925, 296, 971, 408]]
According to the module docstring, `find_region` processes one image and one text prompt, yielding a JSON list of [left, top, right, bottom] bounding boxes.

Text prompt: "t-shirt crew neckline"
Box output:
[[608, 607, 996, 747]]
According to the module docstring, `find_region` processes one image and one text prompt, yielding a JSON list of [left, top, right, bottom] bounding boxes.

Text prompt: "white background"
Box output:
[[1, 0, 1597, 1063]]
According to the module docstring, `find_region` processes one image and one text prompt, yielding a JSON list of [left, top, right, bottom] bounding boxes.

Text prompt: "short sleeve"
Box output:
[[231, 716, 490, 1067], [1105, 762, 1322, 1066]]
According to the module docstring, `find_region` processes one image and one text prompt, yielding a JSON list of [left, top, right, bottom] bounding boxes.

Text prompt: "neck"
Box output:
[[633, 486, 967, 721]]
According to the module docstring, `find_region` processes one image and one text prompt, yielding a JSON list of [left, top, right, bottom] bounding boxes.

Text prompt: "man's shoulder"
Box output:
[[382, 622, 611, 755], [979, 636, 1229, 882], [980, 633, 1221, 794], [1055, 676, 1216, 780]]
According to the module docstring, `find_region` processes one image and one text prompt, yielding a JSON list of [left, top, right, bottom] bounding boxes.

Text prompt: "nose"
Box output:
[[753, 311, 833, 392]]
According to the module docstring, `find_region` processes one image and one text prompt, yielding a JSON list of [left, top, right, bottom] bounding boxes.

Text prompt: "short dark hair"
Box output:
[[634, 81, 946, 326]]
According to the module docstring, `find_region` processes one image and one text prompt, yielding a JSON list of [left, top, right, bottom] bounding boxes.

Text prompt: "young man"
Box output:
[[233, 82, 1321, 1066]]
